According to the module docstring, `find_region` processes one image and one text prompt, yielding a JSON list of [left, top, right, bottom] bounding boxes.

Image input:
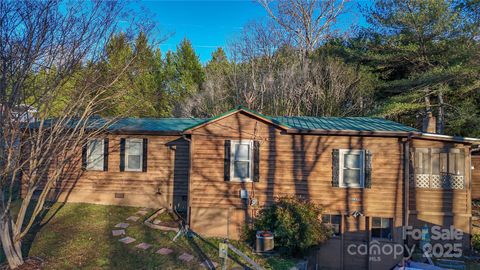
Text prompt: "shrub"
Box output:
[[472, 233, 480, 251], [244, 196, 330, 255]]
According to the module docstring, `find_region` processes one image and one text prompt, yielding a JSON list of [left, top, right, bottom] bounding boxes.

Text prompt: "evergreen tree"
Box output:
[[162, 38, 205, 116], [186, 47, 234, 117], [100, 32, 171, 117], [360, 0, 480, 135]]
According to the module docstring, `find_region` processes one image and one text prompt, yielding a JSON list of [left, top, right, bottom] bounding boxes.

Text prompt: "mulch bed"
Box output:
[[0, 257, 43, 270]]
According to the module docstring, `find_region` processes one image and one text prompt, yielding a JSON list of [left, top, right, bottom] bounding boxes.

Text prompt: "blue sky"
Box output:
[[139, 1, 367, 63]]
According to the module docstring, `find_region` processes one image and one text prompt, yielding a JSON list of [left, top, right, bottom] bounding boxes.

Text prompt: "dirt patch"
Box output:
[[144, 208, 180, 232]]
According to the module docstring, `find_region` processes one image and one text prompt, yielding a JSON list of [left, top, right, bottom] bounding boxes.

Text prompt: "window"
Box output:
[[413, 148, 465, 189], [87, 139, 104, 171], [231, 140, 253, 182], [448, 149, 465, 176], [125, 139, 143, 171], [322, 214, 342, 236], [371, 217, 393, 240], [414, 148, 430, 175], [339, 149, 365, 188]]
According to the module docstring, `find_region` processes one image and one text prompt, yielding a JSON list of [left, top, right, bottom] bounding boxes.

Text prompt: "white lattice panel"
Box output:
[[439, 174, 465, 189], [440, 174, 449, 189], [450, 175, 464, 189], [415, 174, 430, 188], [430, 174, 442, 188]]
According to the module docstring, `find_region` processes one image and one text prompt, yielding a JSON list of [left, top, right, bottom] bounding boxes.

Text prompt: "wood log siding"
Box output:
[[408, 139, 472, 240], [188, 112, 472, 241], [189, 112, 405, 219], [472, 156, 480, 200], [34, 135, 190, 209], [409, 139, 470, 215]]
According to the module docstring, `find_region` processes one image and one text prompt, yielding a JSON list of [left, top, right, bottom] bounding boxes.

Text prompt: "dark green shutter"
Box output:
[[120, 138, 125, 172], [253, 141, 260, 182], [142, 138, 148, 172], [82, 142, 87, 170], [224, 140, 231, 181], [332, 149, 339, 187], [365, 150, 372, 188], [103, 138, 109, 171]]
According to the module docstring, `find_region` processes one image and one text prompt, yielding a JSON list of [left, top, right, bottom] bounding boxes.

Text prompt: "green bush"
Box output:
[[472, 233, 480, 251], [244, 196, 330, 255]]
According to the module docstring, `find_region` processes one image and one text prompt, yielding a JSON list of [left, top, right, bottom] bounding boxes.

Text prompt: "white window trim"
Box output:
[[339, 149, 365, 188], [125, 138, 143, 172], [230, 140, 253, 182], [86, 138, 104, 171]]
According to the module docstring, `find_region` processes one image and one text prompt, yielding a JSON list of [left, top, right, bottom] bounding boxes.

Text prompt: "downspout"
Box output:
[[182, 134, 192, 230], [403, 135, 412, 259], [469, 146, 479, 251]]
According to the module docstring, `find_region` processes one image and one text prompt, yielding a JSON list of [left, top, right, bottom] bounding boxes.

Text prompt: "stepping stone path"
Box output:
[[115, 222, 130, 229], [112, 208, 199, 265], [135, 242, 152, 250], [178, 252, 195, 262], [156, 248, 173, 255], [119, 236, 136, 244], [112, 229, 125, 236], [127, 216, 140, 222]]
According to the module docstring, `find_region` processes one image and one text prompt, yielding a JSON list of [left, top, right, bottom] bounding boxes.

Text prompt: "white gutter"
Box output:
[[414, 133, 480, 144]]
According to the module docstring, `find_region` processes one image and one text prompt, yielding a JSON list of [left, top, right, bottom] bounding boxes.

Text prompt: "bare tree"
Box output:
[[217, 20, 371, 118], [0, 1, 153, 268], [258, 0, 346, 54], [227, 21, 296, 113]]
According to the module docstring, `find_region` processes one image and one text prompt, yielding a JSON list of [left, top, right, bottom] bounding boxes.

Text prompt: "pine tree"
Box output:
[[162, 38, 205, 116], [361, 0, 480, 135], [99, 32, 171, 117]]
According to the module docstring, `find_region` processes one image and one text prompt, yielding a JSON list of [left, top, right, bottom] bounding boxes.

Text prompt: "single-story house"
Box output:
[[25, 107, 480, 270]]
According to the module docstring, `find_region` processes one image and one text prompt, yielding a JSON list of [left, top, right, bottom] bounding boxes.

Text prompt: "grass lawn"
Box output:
[[0, 202, 298, 270]]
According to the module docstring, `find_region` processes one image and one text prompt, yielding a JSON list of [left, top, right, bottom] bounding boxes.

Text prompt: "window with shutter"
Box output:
[[365, 150, 372, 188], [86, 138, 104, 171], [224, 140, 231, 181], [120, 138, 125, 172], [339, 149, 365, 188], [253, 141, 260, 182], [103, 138, 109, 171], [332, 149, 339, 187], [125, 138, 143, 172], [230, 140, 253, 182], [142, 138, 148, 172]]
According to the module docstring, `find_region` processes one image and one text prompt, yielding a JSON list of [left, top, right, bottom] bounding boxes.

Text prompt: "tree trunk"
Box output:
[[437, 92, 445, 134], [0, 218, 24, 269]]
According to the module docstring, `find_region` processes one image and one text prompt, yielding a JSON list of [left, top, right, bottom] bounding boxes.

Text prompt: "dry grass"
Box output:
[[1, 202, 297, 270]]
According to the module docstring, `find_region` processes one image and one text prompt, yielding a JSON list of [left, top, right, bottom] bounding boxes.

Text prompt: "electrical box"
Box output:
[[240, 189, 248, 199]]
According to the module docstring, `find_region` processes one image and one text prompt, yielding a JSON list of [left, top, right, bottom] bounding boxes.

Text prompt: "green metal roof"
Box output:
[[102, 109, 418, 133], [107, 118, 206, 133], [272, 116, 418, 132]]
